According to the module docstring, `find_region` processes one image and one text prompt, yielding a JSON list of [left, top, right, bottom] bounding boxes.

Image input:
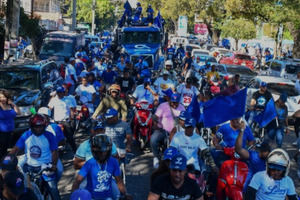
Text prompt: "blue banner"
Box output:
[[254, 98, 277, 128]]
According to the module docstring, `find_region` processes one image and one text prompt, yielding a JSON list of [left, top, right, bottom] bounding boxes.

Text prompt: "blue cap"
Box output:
[[184, 117, 196, 127], [70, 189, 92, 200], [178, 111, 189, 121], [105, 108, 118, 118], [170, 93, 180, 103], [93, 121, 105, 130], [260, 81, 267, 87], [169, 154, 187, 170], [163, 147, 179, 161], [56, 86, 65, 93], [144, 78, 151, 83], [162, 88, 173, 98], [107, 65, 112, 69], [280, 93, 288, 103]]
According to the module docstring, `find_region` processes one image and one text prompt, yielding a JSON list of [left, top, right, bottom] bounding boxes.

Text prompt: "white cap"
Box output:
[[38, 107, 51, 117], [165, 60, 173, 66]]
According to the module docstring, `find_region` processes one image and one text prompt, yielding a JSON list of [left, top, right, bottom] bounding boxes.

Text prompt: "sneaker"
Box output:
[[153, 157, 159, 169], [293, 141, 298, 146]]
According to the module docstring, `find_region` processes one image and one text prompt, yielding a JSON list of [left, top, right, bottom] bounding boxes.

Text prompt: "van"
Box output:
[[268, 59, 300, 82], [39, 31, 85, 64]]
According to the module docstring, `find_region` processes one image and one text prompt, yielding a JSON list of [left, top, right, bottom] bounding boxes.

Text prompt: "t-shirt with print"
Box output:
[[79, 157, 121, 199], [75, 84, 96, 113], [105, 121, 132, 153], [243, 150, 266, 192], [48, 96, 71, 122], [16, 130, 58, 167], [151, 174, 202, 200], [170, 131, 207, 171], [177, 83, 200, 107], [65, 64, 77, 85], [75, 139, 117, 161], [249, 170, 296, 200], [252, 90, 272, 110], [155, 102, 185, 133], [154, 78, 175, 97], [132, 84, 156, 104], [117, 77, 135, 93], [217, 123, 254, 148]]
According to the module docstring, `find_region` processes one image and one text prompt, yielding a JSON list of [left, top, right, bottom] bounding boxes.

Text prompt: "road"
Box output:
[[58, 127, 300, 200]]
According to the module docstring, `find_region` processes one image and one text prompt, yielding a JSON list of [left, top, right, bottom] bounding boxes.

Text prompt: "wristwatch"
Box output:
[[240, 128, 245, 133]]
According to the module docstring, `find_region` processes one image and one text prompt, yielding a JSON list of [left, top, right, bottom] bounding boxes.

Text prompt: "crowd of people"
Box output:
[[0, 30, 299, 200]]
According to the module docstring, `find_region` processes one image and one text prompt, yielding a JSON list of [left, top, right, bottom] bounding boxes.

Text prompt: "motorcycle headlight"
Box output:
[[19, 106, 33, 117]]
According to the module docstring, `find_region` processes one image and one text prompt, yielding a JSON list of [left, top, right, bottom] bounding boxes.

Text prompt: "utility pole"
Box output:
[[71, 0, 76, 31], [31, 0, 34, 18], [91, 0, 96, 35]]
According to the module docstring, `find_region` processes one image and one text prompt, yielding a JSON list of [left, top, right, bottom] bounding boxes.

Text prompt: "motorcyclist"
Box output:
[[164, 60, 177, 82], [245, 149, 297, 200], [206, 65, 220, 82], [116, 68, 136, 94], [92, 84, 128, 122], [176, 77, 200, 107], [10, 114, 61, 199], [175, 44, 185, 61], [131, 78, 158, 105], [166, 45, 176, 61], [154, 70, 175, 101], [72, 134, 132, 200], [75, 76, 96, 114]]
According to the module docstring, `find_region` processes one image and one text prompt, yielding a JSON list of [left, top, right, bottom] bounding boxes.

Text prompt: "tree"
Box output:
[[221, 18, 256, 50]]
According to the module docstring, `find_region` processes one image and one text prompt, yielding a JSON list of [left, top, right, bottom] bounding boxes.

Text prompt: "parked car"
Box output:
[[215, 64, 258, 86], [0, 59, 61, 133], [184, 44, 201, 53], [267, 58, 300, 82], [209, 47, 231, 61], [194, 55, 218, 66], [192, 49, 210, 58], [219, 52, 255, 70], [247, 76, 300, 123], [171, 36, 189, 47]]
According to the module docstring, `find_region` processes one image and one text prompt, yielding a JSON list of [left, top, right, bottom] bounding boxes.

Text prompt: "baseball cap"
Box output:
[[178, 111, 188, 121], [0, 154, 18, 171], [93, 121, 105, 130], [169, 154, 187, 170], [184, 117, 196, 127], [162, 88, 173, 98], [105, 108, 118, 119], [56, 86, 65, 93], [170, 93, 180, 103], [144, 78, 151, 83], [163, 147, 179, 161], [260, 81, 267, 87], [4, 171, 25, 196], [70, 189, 92, 200]]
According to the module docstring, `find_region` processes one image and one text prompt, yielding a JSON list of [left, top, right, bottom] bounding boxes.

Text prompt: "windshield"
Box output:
[[123, 31, 160, 44], [235, 54, 252, 60], [0, 70, 39, 90], [227, 66, 257, 75], [268, 83, 298, 97], [285, 64, 300, 74], [131, 55, 153, 68], [40, 39, 74, 57]]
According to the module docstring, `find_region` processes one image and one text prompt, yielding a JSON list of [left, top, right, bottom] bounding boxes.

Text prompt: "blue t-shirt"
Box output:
[[0, 108, 16, 132], [79, 157, 121, 199], [46, 123, 65, 144], [117, 62, 126, 72], [243, 150, 266, 191], [101, 70, 117, 84], [217, 123, 254, 147], [75, 139, 117, 161]]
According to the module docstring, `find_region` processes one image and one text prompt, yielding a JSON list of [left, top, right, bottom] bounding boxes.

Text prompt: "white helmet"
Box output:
[[267, 148, 290, 177], [165, 60, 173, 66], [38, 107, 51, 117]]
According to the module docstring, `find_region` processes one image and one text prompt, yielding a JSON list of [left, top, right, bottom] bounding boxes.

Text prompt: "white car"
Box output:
[[192, 49, 210, 57], [247, 76, 300, 120], [209, 47, 232, 62]]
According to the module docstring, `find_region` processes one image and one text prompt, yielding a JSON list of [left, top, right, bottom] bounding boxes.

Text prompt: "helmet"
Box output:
[[165, 60, 173, 66], [90, 134, 112, 162], [30, 114, 47, 128], [38, 107, 51, 117], [108, 84, 121, 93], [267, 148, 290, 177]]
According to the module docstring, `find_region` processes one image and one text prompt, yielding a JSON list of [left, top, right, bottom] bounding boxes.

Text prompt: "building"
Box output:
[[20, 0, 63, 31]]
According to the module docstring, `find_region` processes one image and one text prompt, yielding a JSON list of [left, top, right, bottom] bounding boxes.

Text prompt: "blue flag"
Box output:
[[154, 11, 162, 29], [124, 1, 132, 16], [187, 95, 201, 123], [254, 98, 277, 128], [203, 88, 247, 128]]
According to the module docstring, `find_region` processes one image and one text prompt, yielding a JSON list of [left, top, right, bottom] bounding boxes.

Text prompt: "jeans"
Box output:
[[150, 129, 168, 158], [247, 110, 262, 130], [267, 127, 284, 148]]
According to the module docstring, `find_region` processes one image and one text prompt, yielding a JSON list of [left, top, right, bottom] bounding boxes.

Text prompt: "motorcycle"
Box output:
[[216, 147, 248, 200], [132, 100, 153, 150]]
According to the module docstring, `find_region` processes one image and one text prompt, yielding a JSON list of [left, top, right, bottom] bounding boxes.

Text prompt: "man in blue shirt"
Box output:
[[101, 65, 118, 85], [235, 121, 271, 191], [72, 134, 131, 200]]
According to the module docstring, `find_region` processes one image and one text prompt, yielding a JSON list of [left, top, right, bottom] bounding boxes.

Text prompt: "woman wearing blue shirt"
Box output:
[[0, 90, 20, 159]]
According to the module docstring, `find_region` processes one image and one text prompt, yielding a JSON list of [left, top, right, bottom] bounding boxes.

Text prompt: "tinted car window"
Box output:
[[270, 61, 282, 71], [235, 54, 252, 60], [0, 70, 39, 90], [226, 66, 257, 76], [207, 57, 217, 63], [268, 83, 298, 96], [285, 64, 300, 74]]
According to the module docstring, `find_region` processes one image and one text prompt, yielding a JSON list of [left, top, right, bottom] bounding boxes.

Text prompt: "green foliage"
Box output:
[[221, 18, 256, 40]]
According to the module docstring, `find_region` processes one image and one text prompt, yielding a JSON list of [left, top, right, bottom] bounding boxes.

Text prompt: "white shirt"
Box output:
[[75, 84, 96, 113], [154, 77, 174, 96], [249, 171, 296, 200], [295, 79, 300, 95], [65, 64, 77, 85], [48, 96, 70, 121], [170, 131, 207, 170], [177, 83, 199, 107], [132, 84, 156, 104]]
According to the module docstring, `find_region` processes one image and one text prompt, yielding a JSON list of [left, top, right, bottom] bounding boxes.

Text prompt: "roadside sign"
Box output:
[[178, 16, 188, 37]]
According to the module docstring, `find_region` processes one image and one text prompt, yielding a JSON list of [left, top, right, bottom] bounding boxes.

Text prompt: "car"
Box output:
[[0, 59, 61, 133], [193, 55, 218, 66], [246, 76, 300, 123], [192, 49, 210, 58], [184, 44, 201, 53], [203, 44, 217, 51], [219, 52, 255, 70], [209, 47, 232, 61], [267, 58, 300, 82], [215, 64, 258, 86]]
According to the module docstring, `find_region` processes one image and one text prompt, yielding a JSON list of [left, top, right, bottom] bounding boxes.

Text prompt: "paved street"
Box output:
[[58, 127, 300, 200]]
